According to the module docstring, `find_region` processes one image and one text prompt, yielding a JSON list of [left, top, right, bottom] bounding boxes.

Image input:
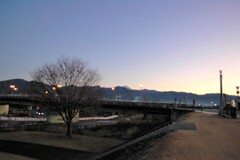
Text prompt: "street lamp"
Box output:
[[236, 86, 239, 114], [9, 85, 17, 94], [236, 86, 239, 98], [139, 84, 144, 103], [219, 70, 224, 115], [10, 85, 15, 89], [52, 84, 62, 97], [111, 87, 115, 101], [52, 84, 62, 90], [57, 84, 62, 88], [211, 101, 213, 107]]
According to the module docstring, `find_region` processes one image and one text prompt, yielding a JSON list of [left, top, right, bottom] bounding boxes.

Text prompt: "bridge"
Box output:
[[0, 94, 194, 120], [99, 100, 194, 119], [0, 94, 44, 106]]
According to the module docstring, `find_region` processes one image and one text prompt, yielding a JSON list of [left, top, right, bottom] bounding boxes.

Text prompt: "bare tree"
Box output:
[[32, 57, 101, 139]]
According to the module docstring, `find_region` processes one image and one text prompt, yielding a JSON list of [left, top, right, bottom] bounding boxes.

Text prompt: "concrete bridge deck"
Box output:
[[132, 112, 240, 160]]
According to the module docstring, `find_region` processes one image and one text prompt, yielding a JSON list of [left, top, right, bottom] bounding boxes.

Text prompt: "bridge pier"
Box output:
[[27, 106, 33, 117], [0, 104, 9, 115], [30, 106, 40, 116]]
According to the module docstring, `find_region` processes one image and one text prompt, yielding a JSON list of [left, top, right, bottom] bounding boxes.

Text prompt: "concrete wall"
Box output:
[[0, 104, 9, 115], [47, 113, 79, 123], [47, 115, 65, 123]]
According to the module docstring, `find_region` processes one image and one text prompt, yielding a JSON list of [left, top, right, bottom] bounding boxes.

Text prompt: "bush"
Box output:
[[73, 119, 166, 139]]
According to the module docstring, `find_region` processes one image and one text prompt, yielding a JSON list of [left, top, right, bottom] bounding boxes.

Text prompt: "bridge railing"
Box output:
[[0, 116, 47, 121], [99, 100, 178, 109], [0, 94, 30, 97], [0, 94, 42, 98]]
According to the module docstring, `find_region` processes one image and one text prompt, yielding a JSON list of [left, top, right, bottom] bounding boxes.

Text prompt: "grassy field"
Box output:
[[0, 131, 124, 159]]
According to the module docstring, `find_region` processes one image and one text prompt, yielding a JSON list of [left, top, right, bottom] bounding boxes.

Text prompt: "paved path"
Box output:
[[139, 112, 240, 160]]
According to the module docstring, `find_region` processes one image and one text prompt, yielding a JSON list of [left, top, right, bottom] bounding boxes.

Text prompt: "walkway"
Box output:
[[138, 112, 240, 160]]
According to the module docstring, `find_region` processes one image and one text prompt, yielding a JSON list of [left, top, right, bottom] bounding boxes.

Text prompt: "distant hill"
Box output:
[[0, 79, 237, 106], [0, 79, 32, 94]]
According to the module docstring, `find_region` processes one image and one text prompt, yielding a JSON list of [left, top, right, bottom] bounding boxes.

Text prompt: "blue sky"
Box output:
[[1, 0, 240, 95]]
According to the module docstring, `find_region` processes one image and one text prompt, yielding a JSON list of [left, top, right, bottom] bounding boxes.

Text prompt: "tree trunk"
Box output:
[[66, 121, 72, 139]]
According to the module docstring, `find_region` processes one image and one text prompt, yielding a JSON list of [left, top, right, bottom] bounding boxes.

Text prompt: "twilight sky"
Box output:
[[1, 0, 240, 95]]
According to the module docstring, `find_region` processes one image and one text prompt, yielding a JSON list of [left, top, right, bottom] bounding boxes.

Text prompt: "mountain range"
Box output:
[[0, 79, 237, 106]]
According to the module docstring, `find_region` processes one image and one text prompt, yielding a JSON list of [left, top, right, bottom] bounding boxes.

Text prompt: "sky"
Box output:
[[1, 0, 240, 95]]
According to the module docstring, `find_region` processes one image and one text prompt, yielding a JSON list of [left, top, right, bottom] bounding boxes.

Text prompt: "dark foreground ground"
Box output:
[[0, 131, 123, 160], [0, 140, 94, 160]]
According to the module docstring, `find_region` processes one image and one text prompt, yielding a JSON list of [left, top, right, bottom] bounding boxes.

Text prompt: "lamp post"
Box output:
[[111, 87, 115, 101], [139, 84, 143, 103], [52, 84, 62, 97], [45, 91, 49, 98], [184, 95, 186, 106], [9, 85, 18, 95], [236, 86, 239, 114], [236, 86, 239, 99], [219, 70, 224, 115], [10, 85, 15, 89]]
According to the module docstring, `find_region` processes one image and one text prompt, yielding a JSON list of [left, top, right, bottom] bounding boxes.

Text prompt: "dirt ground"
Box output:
[[133, 112, 240, 160]]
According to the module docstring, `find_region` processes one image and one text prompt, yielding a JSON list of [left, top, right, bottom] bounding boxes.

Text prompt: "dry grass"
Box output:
[[0, 131, 124, 153]]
